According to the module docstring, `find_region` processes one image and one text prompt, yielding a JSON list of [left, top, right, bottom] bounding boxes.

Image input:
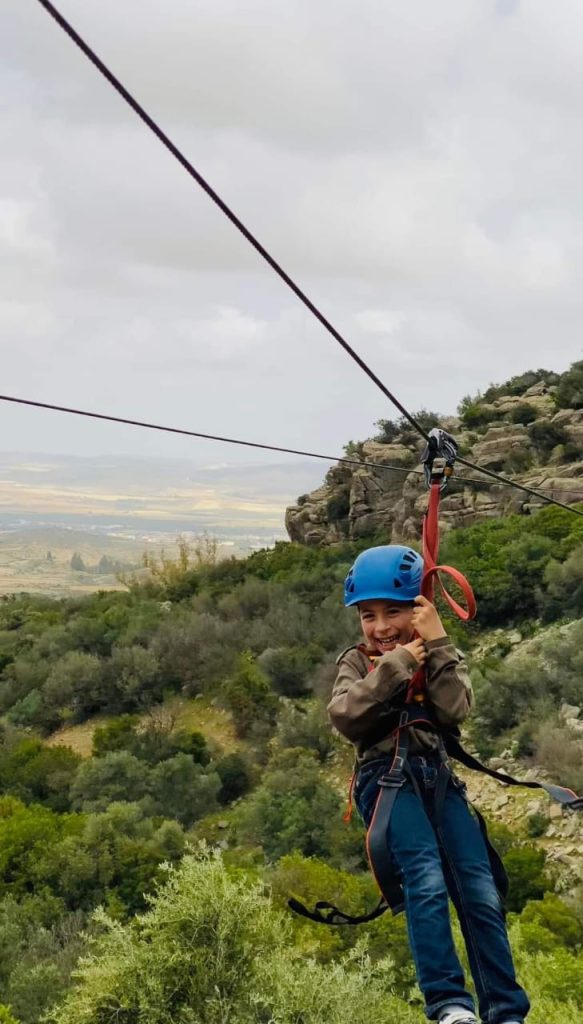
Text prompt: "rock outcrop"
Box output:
[[286, 377, 583, 545]]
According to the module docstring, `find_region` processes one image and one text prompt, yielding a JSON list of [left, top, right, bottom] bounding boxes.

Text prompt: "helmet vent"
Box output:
[[393, 578, 402, 588]]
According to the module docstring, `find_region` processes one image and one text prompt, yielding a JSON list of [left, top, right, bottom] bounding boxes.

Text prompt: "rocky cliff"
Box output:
[[286, 373, 583, 546]]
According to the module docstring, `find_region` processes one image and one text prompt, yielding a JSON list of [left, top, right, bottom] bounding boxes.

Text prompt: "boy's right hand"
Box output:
[[399, 637, 427, 666]]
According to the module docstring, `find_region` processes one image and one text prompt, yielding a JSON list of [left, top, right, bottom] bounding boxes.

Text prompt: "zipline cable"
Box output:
[[34, 0, 430, 443], [29, 1, 583, 520], [2, 393, 583, 511], [455, 454, 583, 515]]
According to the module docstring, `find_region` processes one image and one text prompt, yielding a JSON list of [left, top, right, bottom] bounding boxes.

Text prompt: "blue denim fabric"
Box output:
[[354, 755, 530, 1024]]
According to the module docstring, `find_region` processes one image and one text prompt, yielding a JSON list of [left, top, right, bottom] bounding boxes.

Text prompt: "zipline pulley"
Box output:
[[421, 428, 458, 491]]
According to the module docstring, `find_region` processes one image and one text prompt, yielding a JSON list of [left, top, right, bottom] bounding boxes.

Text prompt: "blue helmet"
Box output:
[[344, 545, 424, 607]]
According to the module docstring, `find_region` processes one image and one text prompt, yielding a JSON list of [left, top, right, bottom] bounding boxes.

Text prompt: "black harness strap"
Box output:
[[287, 896, 387, 926], [365, 727, 410, 916], [288, 703, 582, 925], [444, 735, 583, 810]]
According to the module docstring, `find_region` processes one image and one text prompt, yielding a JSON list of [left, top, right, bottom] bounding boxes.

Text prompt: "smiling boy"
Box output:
[[328, 544, 529, 1024]]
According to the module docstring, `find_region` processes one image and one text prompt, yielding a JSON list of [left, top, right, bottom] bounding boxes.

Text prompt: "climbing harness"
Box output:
[[290, 428, 582, 927]]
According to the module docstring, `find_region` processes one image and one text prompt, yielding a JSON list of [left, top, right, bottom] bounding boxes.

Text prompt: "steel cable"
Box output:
[[2, 393, 583, 511]]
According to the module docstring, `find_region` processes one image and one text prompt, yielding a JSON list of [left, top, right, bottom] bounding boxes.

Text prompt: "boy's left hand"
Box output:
[[411, 596, 447, 642]]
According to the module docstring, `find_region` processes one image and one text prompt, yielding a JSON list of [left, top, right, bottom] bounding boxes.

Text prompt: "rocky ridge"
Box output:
[[286, 377, 583, 545]]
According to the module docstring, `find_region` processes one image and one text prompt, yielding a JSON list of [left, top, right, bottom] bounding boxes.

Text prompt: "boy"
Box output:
[[328, 544, 529, 1024]]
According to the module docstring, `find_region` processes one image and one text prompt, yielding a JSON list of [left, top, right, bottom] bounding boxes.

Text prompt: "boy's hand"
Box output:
[[411, 596, 447, 642], [399, 637, 427, 666]]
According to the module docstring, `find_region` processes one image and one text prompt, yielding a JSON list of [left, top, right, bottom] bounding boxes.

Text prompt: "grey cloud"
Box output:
[[2, 0, 583, 475]]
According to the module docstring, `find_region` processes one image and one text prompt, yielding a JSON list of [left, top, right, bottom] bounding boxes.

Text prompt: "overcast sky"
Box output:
[[3, 0, 583, 474]]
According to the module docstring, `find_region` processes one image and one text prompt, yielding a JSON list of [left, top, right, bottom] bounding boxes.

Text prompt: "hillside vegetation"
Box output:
[[286, 359, 583, 546], [1, 362, 583, 1021]]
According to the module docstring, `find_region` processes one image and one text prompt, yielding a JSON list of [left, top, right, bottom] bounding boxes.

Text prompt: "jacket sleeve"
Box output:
[[327, 648, 417, 742], [424, 637, 473, 728]]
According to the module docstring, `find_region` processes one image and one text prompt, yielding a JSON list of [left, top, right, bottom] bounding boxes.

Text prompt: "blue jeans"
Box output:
[[355, 755, 530, 1023]]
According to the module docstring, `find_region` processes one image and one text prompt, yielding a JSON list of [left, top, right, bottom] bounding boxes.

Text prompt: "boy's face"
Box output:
[[358, 598, 415, 654]]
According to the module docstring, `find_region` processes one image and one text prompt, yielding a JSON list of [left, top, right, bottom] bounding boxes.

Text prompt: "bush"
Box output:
[[70, 752, 150, 813], [503, 846, 550, 913], [275, 700, 336, 761], [259, 645, 322, 697], [541, 545, 583, 621], [237, 748, 342, 861], [49, 850, 418, 1024], [521, 893, 583, 949], [326, 488, 351, 524], [221, 652, 278, 739], [458, 397, 498, 430], [526, 812, 548, 838], [510, 403, 539, 425], [534, 721, 583, 794], [92, 715, 140, 757], [555, 360, 583, 410], [215, 753, 253, 804], [149, 755, 220, 826], [528, 419, 569, 457], [374, 419, 400, 444]]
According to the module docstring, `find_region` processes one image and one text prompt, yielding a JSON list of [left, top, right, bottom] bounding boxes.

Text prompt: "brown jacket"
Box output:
[[328, 637, 473, 765]]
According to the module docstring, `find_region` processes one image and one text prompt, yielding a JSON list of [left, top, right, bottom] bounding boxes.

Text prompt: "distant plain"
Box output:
[[0, 452, 324, 595]]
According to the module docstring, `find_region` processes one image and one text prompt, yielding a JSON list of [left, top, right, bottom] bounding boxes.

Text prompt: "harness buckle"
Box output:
[[378, 775, 406, 789]]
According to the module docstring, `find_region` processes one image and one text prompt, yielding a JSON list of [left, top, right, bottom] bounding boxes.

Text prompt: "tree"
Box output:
[[149, 755, 220, 826], [69, 553, 86, 573], [215, 753, 252, 804], [221, 652, 278, 739], [70, 752, 150, 813], [555, 359, 583, 409], [237, 748, 341, 860]]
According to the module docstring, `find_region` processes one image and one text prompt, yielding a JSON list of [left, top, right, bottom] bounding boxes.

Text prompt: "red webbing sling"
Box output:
[[421, 479, 477, 622]]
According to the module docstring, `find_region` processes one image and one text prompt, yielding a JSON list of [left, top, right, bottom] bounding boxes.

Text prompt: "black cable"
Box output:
[[2, 393, 583, 510], [0, 393, 415, 474], [456, 455, 583, 517], [34, 0, 429, 442]]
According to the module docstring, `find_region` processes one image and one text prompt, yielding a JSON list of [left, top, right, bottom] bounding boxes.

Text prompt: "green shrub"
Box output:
[[49, 850, 418, 1024], [92, 715, 140, 757], [458, 397, 498, 430], [236, 748, 342, 861], [221, 652, 278, 739], [70, 752, 150, 813], [275, 700, 336, 761], [259, 645, 321, 697], [526, 812, 548, 838], [528, 419, 569, 457], [374, 419, 401, 443], [521, 893, 583, 949], [555, 360, 583, 410], [0, 1006, 19, 1023], [534, 720, 583, 794], [503, 846, 550, 913], [149, 755, 220, 826], [215, 753, 253, 804], [326, 487, 351, 523], [541, 545, 583, 621], [510, 403, 539, 425]]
